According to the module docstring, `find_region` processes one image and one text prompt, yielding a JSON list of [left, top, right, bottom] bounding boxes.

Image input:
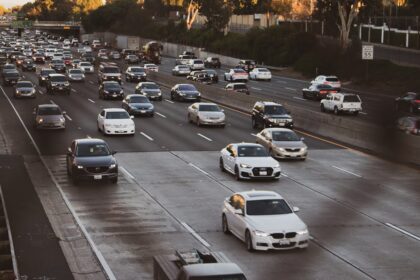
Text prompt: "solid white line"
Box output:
[[251, 133, 257, 137], [38, 90, 44, 95], [155, 112, 167, 118], [332, 165, 362, 178], [251, 87, 262, 91], [197, 133, 213, 142], [285, 87, 297, 91], [119, 166, 135, 180], [0, 85, 117, 280], [189, 163, 210, 176], [181, 222, 211, 248], [140, 132, 154, 141], [89, 81, 94, 85], [293, 97, 307, 101], [164, 99, 174, 104], [88, 98, 95, 103], [64, 114, 72, 121], [359, 112, 368, 115], [386, 223, 420, 242], [87, 135, 91, 139]]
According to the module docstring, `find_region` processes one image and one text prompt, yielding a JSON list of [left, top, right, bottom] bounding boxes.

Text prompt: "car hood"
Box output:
[[37, 115, 63, 123], [142, 89, 161, 95], [69, 74, 84, 78], [103, 119, 134, 125], [198, 112, 225, 118], [236, 157, 279, 168], [17, 87, 34, 92], [267, 114, 292, 119], [75, 155, 115, 167], [179, 90, 199, 95], [246, 214, 307, 233], [272, 141, 305, 149]]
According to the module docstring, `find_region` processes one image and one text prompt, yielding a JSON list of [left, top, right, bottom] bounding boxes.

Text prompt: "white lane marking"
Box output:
[[0, 85, 117, 280], [359, 112, 368, 115], [87, 135, 91, 138], [285, 87, 297, 91], [251, 133, 257, 137], [49, 99, 55, 104], [120, 166, 135, 180], [251, 87, 262, 91], [181, 222, 211, 248], [189, 163, 210, 176], [64, 114, 72, 121], [140, 132, 154, 141], [155, 112, 167, 118], [88, 98, 95, 103], [332, 165, 362, 178], [38, 90, 44, 95], [71, 89, 76, 92], [164, 99, 174, 104], [89, 81, 94, 85], [385, 223, 420, 242], [293, 97, 307, 101], [197, 133, 213, 142]]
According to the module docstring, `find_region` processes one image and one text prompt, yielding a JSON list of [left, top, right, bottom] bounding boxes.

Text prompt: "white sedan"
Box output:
[[222, 190, 309, 251], [219, 143, 281, 180], [249, 68, 272, 81], [144, 63, 159, 72], [187, 102, 225, 127], [78, 62, 94, 73], [97, 108, 135, 136], [224, 68, 249, 82]]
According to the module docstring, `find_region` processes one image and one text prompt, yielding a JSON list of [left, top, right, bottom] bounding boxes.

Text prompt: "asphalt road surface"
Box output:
[[0, 51, 419, 280]]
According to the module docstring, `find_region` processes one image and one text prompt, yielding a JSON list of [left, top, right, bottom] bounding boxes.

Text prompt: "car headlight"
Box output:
[[60, 117, 65, 123], [157, 92, 161, 96], [32, 89, 36, 94], [117, 76, 121, 80], [104, 90, 109, 94], [119, 90, 123, 94], [301, 147, 307, 152], [254, 230, 270, 237], [109, 164, 116, 169], [240, 163, 252, 169], [41, 77, 46, 80], [274, 163, 280, 168], [77, 165, 84, 169], [64, 82, 70, 86], [179, 93, 186, 96], [38, 118, 43, 123], [197, 92, 201, 96], [297, 229, 309, 235], [276, 147, 286, 152]]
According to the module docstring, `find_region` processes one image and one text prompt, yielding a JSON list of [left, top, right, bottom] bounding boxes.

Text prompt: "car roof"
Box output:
[[49, 73, 65, 77], [181, 263, 244, 277], [256, 101, 281, 106], [235, 190, 283, 201], [195, 102, 218, 106], [38, 103, 60, 108], [103, 81, 120, 85], [75, 138, 106, 145], [102, 108, 127, 112]]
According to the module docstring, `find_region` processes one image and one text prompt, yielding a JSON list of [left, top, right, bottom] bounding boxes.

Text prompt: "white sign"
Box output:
[[362, 45, 374, 60]]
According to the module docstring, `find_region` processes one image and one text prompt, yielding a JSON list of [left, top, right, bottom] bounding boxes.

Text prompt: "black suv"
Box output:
[[66, 138, 118, 184], [251, 101, 294, 129], [239, 59, 256, 72], [46, 74, 71, 95], [21, 59, 35, 72], [99, 81, 124, 100], [2, 70, 21, 86], [38, 68, 56, 86], [204, 57, 221, 68], [98, 63, 122, 84], [50, 59, 66, 73]]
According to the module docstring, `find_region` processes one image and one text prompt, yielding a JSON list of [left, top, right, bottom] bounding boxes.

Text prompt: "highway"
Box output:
[[0, 51, 420, 280]]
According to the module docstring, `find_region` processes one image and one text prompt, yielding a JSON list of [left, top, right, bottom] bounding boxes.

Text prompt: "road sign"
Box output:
[[362, 45, 374, 60]]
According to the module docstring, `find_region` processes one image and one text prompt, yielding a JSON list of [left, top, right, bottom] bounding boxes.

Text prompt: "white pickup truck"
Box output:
[[320, 93, 362, 115]]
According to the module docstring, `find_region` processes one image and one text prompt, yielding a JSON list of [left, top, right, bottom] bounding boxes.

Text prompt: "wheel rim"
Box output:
[[219, 158, 224, 171], [246, 232, 252, 250]]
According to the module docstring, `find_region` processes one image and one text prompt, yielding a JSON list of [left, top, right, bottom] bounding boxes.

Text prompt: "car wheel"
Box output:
[[170, 93, 174, 100], [102, 126, 106, 135], [97, 122, 101, 131], [302, 92, 307, 99], [334, 106, 340, 115], [245, 230, 254, 252], [320, 104, 325, 112], [222, 214, 230, 234], [196, 117, 201, 127], [187, 113, 192, 123], [353, 111, 359, 116], [252, 117, 257, 129], [234, 165, 241, 181], [219, 157, 226, 172], [110, 176, 118, 184]]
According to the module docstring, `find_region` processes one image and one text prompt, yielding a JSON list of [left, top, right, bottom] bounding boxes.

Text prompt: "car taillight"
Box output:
[[414, 100, 420, 104], [320, 91, 326, 94]]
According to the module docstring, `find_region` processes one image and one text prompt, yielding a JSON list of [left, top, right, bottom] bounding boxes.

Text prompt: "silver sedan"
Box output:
[[187, 102, 226, 127], [256, 128, 307, 160]]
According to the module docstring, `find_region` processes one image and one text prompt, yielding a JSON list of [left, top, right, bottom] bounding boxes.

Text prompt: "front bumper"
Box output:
[[199, 118, 225, 126], [265, 120, 294, 129], [103, 92, 124, 99], [238, 166, 281, 180], [15, 91, 36, 98], [252, 231, 309, 250], [36, 121, 65, 129], [104, 126, 135, 135], [4, 79, 19, 85], [69, 76, 85, 82], [50, 86, 71, 93], [72, 166, 118, 181], [272, 149, 307, 159], [127, 75, 146, 81], [130, 108, 154, 116]]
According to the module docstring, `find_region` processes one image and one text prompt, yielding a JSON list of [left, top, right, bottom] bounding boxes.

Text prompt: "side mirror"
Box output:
[[130, 116, 134, 119], [293, 206, 300, 212], [300, 137, 305, 141], [62, 111, 66, 115], [221, 109, 225, 112], [67, 147, 72, 156], [112, 151, 117, 155], [234, 209, 244, 216]]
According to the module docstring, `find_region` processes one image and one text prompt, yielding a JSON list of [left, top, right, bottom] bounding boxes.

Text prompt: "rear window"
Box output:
[[326, 77, 339, 82], [343, 95, 360, 102]]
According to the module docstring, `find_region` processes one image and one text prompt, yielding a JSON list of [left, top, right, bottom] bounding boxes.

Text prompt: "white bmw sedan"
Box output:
[[97, 108, 135, 136], [222, 190, 309, 251], [219, 143, 281, 180]]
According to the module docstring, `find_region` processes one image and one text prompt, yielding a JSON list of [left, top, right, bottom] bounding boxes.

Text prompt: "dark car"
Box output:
[[32, 52, 46, 63], [33, 104, 66, 129], [38, 68, 56, 86], [395, 92, 420, 114], [46, 74, 71, 95], [66, 138, 118, 184], [14, 80, 36, 98], [99, 81, 124, 100], [9, 51, 22, 61], [122, 94, 154, 117], [170, 84, 201, 102], [82, 52, 95, 63], [125, 66, 146, 82], [21, 59, 35, 71], [204, 69, 218, 83], [2, 70, 21, 86], [15, 55, 26, 67], [135, 82, 162, 101], [50, 59, 66, 73], [252, 101, 293, 129], [204, 57, 221, 68], [302, 84, 338, 100], [238, 59, 256, 72], [225, 82, 250, 95], [124, 54, 140, 64], [2, 64, 17, 75]]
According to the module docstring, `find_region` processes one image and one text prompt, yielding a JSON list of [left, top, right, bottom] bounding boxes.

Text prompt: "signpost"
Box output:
[[362, 45, 374, 81]]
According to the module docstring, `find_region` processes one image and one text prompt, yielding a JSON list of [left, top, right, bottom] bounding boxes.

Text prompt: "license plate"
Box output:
[[279, 240, 290, 245], [113, 94, 117, 97], [140, 110, 146, 113], [260, 171, 267, 176], [59, 87, 63, 90], [94, 175, 102, 180]]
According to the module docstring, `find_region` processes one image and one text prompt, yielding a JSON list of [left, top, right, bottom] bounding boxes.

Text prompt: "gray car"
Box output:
[[33, 104, 66, 129], [135, 82, 162, 101], [67, 68, 85, 82], [122, 94, 154, 117], [14, 80, 36, 98], [256, 128, 307, 160], [187, 102, 225, 127]]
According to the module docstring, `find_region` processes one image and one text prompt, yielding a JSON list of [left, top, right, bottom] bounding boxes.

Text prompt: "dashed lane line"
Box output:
[[332, 165, 362, 178], [64, 114, 72, 121], [71, 89, 76, 93], [285, 87, 297, 91], [88, 98, 95, 104], [181, 222, 211, 248], [50, 100, 55, 104], [188, 163, 210, 176], [251, 87, 262, 91], [155, 112, 167, 118], [197, 133, 213, 142], [164, 99, 175, 104], [140, 132, 154, 141], [385, 223, 420, 242], [293, 97, 307, 101]]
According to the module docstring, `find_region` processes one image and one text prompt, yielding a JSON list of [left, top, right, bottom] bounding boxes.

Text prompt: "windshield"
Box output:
[[38, 107, 62, 115], [130, 96, 149, 103], [233, 69, 246, 73], [326, 77, 339, 82], [50, 76, 66, 82], [190, 275, 246, 280], [199, 105, 221, 112], [264, 106, 286, 115], [237, 146, 268, 157], [104, 84, 121, 90], [104, 67, 119, 73], [5, 72, 19, 78], [76, 143, 110, 157], [343, 95, 360, 102], [247, 199, 292, 215], [258, 68, 269, 72], [271, 131, 300, 141], [317, 84, 333, 89], [179, 85, 196, 91], [106, 111, 130, 119], [69, 69, 83, 74], [131, 68, 144, 73], [17, 82, 33, 88], [42, 70, 55, 75], [142, 83, 159, 90], [80, 62, 91, 66]]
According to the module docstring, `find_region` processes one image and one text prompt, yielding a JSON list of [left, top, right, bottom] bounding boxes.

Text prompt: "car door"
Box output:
[[224, 145, 236, 172], [256, 129, 269, 148], [98, 110, 105, 128], [122, 96, 129, 111], [190, 104, 198, 119], [225, 195, 240, 237], [324, 95, 333, 110]]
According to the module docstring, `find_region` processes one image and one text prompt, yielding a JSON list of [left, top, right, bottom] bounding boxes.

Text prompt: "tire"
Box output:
[[110, 176, 118, 184], [102, 126, 106, 135], [245, 230, 254, 252], [320, 104, 325, 112], [170, 93, 174, 100], [353, 111, 359, 116], [234, 166, 241, 181], [222, 214, 230, 234], [196, 117, 201, 127], [302, 92, 307, 99], [252, 117, 257, 129], [187, 113, 192, 123], [97, 122, 101, 131], [219, 157, 226, 172], [334, 106, 340, 115]]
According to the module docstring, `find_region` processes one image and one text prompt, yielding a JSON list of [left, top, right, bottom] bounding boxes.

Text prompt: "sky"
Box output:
[[1, 0, 33, 8]]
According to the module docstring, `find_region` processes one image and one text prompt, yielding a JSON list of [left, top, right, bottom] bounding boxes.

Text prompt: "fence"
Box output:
[[359, 23, 420, 49]]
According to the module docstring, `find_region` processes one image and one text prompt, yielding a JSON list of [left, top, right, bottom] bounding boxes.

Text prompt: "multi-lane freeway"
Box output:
[[0, 43, 420, 280]]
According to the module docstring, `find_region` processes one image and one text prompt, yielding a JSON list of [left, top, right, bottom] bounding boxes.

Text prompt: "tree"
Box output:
[[197, 0, 233, 32], [0, 5, 7, 15]]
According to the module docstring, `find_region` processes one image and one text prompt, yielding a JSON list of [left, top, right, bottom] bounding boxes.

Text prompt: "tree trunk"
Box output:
[[337, 0, 361, 50]]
